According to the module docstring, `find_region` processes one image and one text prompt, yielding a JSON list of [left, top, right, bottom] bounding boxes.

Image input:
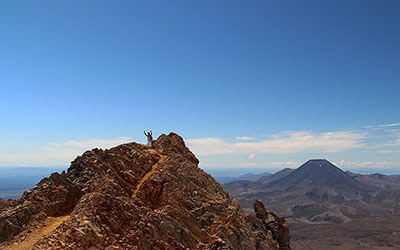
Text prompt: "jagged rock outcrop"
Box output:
[[0, 199, 12, 213], [0, 133, 290, 249], [254, 200, 290, 250]]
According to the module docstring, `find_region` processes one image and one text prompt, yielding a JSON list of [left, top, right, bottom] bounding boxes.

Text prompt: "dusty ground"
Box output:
[[2, 215, 70, 250], [290, 217, 400, 250]]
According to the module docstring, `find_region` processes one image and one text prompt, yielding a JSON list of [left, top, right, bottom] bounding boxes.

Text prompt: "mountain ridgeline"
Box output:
[[0, 133, 290, 250], [224, 159, 400, 249]]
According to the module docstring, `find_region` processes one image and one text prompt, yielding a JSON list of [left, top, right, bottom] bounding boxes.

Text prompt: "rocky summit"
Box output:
[[0, 133, 290, 250]]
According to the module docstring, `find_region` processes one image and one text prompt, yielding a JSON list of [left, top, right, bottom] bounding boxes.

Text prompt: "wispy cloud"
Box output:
[[202, 159, 400, 170], [363, 122, 400, 129], [236, 161, 301, 168], [370, 128, 400, 151], [186, 138, 232, 155], [0, 137, 133, 166], [201, 160, 302, 169], [187, 131, 364, 156], [2, 122, 400, 170], [236, 136, 255, 141], [43, 138, 132, 152], [334, 160, 400, 169], [247, 153, 256, 160]]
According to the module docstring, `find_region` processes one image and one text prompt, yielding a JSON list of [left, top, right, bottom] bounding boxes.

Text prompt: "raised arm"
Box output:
[[150, 130, 152, 136], [144, 131, 147, 136]]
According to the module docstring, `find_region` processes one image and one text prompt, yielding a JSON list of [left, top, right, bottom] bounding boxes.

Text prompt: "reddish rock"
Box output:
[[254, 199, 291, 250], [0, 198, 12, 212], [0, 133, 290, 249]]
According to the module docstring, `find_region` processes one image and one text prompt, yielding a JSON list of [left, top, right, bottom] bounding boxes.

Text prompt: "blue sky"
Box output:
[[1, 1, 399, 172]]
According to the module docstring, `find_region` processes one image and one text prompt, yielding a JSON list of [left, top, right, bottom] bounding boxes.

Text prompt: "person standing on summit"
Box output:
[[144, 130, 153, 147]]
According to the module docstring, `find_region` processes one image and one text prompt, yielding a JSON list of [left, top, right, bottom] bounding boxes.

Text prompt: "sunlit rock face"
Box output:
[[0, 133, 290, 250]]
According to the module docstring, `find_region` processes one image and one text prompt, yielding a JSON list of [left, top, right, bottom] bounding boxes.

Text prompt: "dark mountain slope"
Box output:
[[258, 168, 293, 184], [269, 159, 373, 192]]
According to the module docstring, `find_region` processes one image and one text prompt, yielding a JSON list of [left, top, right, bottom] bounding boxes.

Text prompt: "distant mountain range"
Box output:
[[0, 167, 65, 199], [257, 168, 293, 184], [224, 159, 400, 249], [212, 172, 271, 184]]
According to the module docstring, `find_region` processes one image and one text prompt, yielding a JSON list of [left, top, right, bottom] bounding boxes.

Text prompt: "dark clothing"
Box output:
[[144, 131, 153, 147]]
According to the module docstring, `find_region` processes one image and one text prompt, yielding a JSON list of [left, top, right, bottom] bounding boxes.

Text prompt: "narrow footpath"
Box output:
[[131, 154, 166, 199], [3, 215, 70, 250]]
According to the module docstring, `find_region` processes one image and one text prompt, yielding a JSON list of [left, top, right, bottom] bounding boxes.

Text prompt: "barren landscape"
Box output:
[[224, 160, 400, 249]]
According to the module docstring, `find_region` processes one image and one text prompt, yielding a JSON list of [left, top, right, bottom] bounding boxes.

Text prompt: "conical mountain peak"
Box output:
[[269, 159, 371, 191]]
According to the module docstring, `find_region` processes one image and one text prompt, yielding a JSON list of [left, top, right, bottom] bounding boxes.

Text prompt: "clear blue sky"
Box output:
[[1, 1, 399, 171]]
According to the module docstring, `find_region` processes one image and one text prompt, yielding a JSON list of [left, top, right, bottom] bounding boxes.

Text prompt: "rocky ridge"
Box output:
[[0, 133, 290, 249]]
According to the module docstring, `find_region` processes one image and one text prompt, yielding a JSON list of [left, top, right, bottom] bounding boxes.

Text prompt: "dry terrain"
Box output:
[[224, 160, 400, 249]]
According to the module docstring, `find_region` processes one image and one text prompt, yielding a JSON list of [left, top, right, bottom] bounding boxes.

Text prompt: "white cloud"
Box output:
[[236, 136, 255, 141], [234, 162, 259, 167], [187, 131, 364, 156], [371, 130, 400, 151], [240, 161, 301, 168], [334, 160, 400, 169], [375, 130, 400, 152], [363, 122, 400, 129], [377, 123, 400, 127], [43, 138, 132, 151], [202, 159, 400, 170], [206, 161, 301, 169], [186, 138, 232, 155], [0, 137, 133, 166], [247, 153, 256, 160]]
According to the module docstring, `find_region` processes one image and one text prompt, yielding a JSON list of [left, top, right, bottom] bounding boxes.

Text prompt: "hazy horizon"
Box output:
[[1, 162, 400, 176]]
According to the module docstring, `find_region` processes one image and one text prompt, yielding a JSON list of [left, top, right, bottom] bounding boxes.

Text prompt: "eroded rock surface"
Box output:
[[0, 133, 290, 249]]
